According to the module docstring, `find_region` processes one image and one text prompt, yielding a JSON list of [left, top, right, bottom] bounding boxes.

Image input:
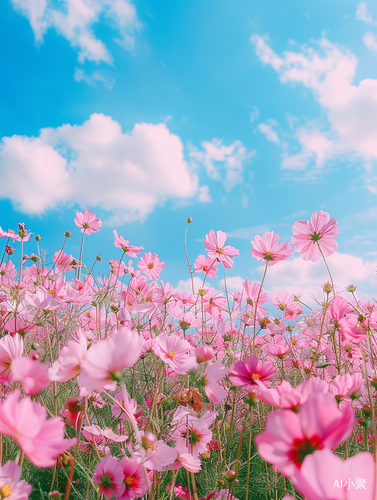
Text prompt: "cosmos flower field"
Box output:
[[0, 210, 375, 500]]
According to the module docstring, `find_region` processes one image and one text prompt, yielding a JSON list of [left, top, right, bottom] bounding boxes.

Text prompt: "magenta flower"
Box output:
[[0, 390, 74, 467], [203, 230, 239, 269], [137, 252, 165, 280], [0, 461, 32, 499], [117, 457, 148, 500], [251, 231, 293, 266], [113, 230, 144, 258], [229, 355, 276, 388], [74, 209, 102, 235], [92, 455, 125, 499], [255, 393, 355, 476], [291, 211, 338, 262]]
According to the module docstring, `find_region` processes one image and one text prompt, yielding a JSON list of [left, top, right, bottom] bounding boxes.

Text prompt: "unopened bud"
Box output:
[[323, 282, 333, 294], [347, 284, 357, 293], [65, 231, 72, 238], [49, 492, 62, 499], [96, 254, 102, 261], [187, 217, 193, 224], [224, 470, 237, 481], [35, 235, 41, 242], [5, 245, 15, 255], [244, 391, 259, 406], [30, 253, 39, 263], [198, 288, 207, 297], [142, 432, 157, 450]]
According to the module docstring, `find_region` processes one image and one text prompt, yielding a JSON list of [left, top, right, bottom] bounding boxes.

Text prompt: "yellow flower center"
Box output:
[[167, 349, 176, 359], [125, 476, 135, 486], [216, 248, 224, 254], [0, 484, 12, 498], [147, 263, 154, 269], [251, 373, 261, 380]]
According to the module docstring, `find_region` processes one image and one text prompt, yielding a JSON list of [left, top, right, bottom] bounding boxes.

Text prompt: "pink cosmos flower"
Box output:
[[0, 461, 33, 499], [194, 255, 218, 278], [328, 373, 364, 402], [0, 226, 32, 242], [195, 345, 215, 363], [268, 343, 290, 358], [74, 209, 102, 235], [203, 361, 227, 405], [174, 440, 202, 473], [255, 380, 303, 410], [251, 231, 293, 266], [255, 393, 355, 476], [113, 230, 144, 258], [270, 290, 296, 312], [80, 327, 143, 392], [243, 279, 268, 313], [144, 441, 177, 471], [291, 211, 338, 262], [0, 390, 74, 467], [53, 251, 74, 273], [291, 449, 375, 500], [153, 333, 197, 374], [0, 333, 23, 384], [137, 252, 165, 280], [93, 455, 125, 499], [117, 457, 148, 500], [48, 329, 88, 383], [11, 356, 50, 395], [266, 318, 287, 336], [111, 390, 137, 419], [229, 355, 276, 388], [203, 230, 239, 269]]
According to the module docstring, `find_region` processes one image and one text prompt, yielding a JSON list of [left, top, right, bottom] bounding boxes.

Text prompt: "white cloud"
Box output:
[[249, 105, 260, 123], [175, 277, 205, 294], [257, 120, 280, 144], [197, 185, 211, 203], [74, 68, 115, 88], [190, 138, 255, 191], [251, 34, 377, 178], [255, 252, 377, 304], [218, 276, 245, 292], [363, 32, 377, 52], [0, 113, 202, 222], [11, 0, 140, 63], [357, 2, 377, 25]]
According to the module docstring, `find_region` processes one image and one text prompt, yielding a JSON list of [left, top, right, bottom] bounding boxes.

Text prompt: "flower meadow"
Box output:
[[0, 210, 376, 500]]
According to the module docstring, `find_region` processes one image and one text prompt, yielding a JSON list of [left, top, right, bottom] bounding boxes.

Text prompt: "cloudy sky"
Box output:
[[1, 0, 377, 302]]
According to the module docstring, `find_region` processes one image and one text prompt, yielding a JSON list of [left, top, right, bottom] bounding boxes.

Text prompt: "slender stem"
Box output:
[[184, 221, 195, 295], [0, 238, 10, 266], [64, 398, 86, 500], [252, 262, 268, 353], [77, 232, 85, 281]]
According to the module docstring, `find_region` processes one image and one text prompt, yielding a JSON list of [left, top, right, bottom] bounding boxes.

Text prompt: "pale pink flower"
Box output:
[[0, 333, 23, 384], [267, 343, 290, 358], [266, 318, 287, 336], [338, 315, 366, 344], [0, 390, 74, 467], [113, 230, 144, 258], [144, 441, 177, 471], [80, 327, 143, 392], [203, 361, 227, 405], [229, 355, 276, 388], [74, 209, 102, 235], [328, 373, 364, 401], [255, 393, 355, 476], [291, 449, 375, 500], [0, 461, 33, 499], [174, 440, 202, 473], [137, 252, 165, 280], [53, 251, 74, 273], [270, 290, 296, 311], [194, 255, 218, 278], [291, 211, 338, 262], [243, 279, 268, 312], [0, 226, 31, 242], [111, 390, 137, 419], [0, 261, 17, 283], [11, 356, 50, 395], [117, 457, 148, 500], [251, 231, 293, 266], [93, 455, 125, 499], [153, 333, 197, 374], [203, 230, 239, 269], [48, 329, 88, 383], [195, 345, 215, 363], [255, 380, 302, 410]]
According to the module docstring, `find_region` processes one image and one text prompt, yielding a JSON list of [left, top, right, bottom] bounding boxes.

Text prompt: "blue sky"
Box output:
[[1, 0, 377, 301]]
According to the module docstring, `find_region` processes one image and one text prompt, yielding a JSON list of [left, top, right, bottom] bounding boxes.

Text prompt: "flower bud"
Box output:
[[347, 284, 357, 293], [64, 231, 72, 238], [187, 217, 193, 224], [224, 470, 237, 481], [142, 432, 157, 450], [323, 282, 333, 294], [35, 235, 41, 242]]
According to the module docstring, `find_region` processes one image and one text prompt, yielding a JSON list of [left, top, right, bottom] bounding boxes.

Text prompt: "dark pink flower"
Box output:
[[93, 455, 125, 498], [117, 457, 148, 500], [229, 355, 276, 387], [291, 211, 338, 262]]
